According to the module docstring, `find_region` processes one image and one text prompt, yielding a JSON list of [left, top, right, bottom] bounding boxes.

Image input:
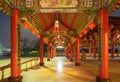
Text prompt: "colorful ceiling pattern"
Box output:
[[0, 0, 119, 47]]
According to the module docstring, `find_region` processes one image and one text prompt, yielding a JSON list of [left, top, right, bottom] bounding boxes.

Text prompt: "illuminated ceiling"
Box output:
[[0, 0, 119, 47]]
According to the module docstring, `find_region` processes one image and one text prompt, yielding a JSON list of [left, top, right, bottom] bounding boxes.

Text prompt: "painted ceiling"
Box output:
[[0, 0, 119, 47]]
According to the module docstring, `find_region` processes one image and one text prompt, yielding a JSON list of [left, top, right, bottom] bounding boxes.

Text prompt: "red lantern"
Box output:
[[89, 21, 96, 29], [79, 34, 83, 38], [37, 34, 40, 38], [23, 22, 29, 29], [32, 30, 36, 35], [51, 0, 54, 6], [56, 0, 58, 4], [71, 38, 77, 44], [83, 30, 88, 35]]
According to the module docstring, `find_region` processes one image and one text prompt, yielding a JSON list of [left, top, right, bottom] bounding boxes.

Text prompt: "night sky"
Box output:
[[0, 9, 120, 48], [0, 11, 37, 48]]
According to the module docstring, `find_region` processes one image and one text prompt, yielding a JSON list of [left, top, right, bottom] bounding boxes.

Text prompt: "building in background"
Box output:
[[0, 42, 10, 55]]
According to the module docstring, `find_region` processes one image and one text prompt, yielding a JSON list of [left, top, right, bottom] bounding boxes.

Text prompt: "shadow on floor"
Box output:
[[0, 78, 9, 82]]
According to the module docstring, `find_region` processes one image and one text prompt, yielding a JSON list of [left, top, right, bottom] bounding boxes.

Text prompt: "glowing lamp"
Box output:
[[31, 30, 36, 35], [89, 21, 96, 29], [83, 30, 88, 35], [79, 34, 83, 38], [23, 22, 29, 29], [55, 20, 59, 28], [56, 0, 58, 4], [37, 34, 40, 38]]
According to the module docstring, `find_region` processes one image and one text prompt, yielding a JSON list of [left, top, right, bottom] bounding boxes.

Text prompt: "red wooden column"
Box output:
[[9, 9, 22, 82], [68, 46, 70, 60], [89, 47, 91, 56], [53, 47, 55, 57], [65, 48, 68, 57], [53, 48, 56, 57], [73, 45, 76, 57], [51, 47, 53, 59], [69, 45, 73, 61], [66, 47, 69, 59], [47, 45, 50, 61], [64, 48, 66, 56], [39, 35, 44, 66], [70, 45, 73, 61], [96, 8, 110, 82], [75, 37, 80, 66], [68, 46, 70, 59], [93, 40, 96, 58], [111, 43, 114, 58]]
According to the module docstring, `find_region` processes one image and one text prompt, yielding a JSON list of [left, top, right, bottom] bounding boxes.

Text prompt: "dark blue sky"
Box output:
[[0, 11, 37, 47], [0, 9, 120, 48]]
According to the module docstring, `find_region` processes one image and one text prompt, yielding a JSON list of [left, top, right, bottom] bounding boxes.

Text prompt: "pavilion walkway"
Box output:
[[1, 56, 120, 82], [21, 57, 96, 82]]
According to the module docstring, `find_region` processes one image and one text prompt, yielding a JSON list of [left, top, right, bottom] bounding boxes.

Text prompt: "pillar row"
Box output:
[[39, 35, 44, 66], [47, 45, 51, 61], [96, 8, 110, 82], [75, 37, 80, 66], [9, 9, 22, 82]]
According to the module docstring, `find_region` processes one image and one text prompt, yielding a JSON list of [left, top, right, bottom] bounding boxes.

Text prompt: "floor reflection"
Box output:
[[57, 60, 63, 73]]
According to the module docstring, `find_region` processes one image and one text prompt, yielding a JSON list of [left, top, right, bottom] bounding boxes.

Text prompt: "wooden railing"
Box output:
[[0, 58, 39, 80], [20, 58, 39, 71], [0, 64, 10, 80]]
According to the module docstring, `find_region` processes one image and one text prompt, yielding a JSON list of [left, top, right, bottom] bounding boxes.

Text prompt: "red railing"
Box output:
[[0, 58, 39, 80]]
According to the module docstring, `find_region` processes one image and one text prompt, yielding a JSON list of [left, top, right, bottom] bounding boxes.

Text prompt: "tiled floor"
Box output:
[[1, 56, 120, 82], [22, 57, 96, 82]]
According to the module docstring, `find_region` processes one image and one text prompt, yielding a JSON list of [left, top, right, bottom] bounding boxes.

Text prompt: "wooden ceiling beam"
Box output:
[[45, 22, 54, 31], [60, 21, 73, 31], [64, 13, 68, 24], [47, 13, 53, 24], [70, 13, 78, 29], [39, 13, 49, 29]]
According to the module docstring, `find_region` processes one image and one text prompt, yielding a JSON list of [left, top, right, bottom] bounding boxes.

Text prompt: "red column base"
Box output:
[[39, 63, 44, 66], [8, 76, 23, 82], [96, 76, 110, 82], [70, 59, 73, 61], [47, 59, 50, 61], [111, 56, 114, 58], [75, 63, 81, 66], [93, 56, 96, 58]]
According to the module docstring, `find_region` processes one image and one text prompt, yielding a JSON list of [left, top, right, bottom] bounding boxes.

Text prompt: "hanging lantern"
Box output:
[[51, 0, 54, 6], [37, 34, 40, 38], [79, 34, 83, 38], [55, 20, 59, 27], [31, 29, 36, 35], [23, 22, 29, 29], [83, 29, 88, 35], [54, 20, 60, 34], [56, 0, 58, 4], [89, 21, 96, 29]]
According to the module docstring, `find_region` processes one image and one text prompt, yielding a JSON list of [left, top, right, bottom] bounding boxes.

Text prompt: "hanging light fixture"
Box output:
[[89, 21, 96, 30], [31, 29, 36, 35], [79, 33, 83, 38], [23, 21, 29, 29], [55, 20, 59, 27], [83, 29, 88, 35], [54, 20, 60, 34]]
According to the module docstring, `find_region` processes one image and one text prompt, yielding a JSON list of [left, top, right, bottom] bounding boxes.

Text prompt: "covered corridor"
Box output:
[[1, 56, 120, 82], [22, 57, 96, 82], [0, 0, 120, 82]]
